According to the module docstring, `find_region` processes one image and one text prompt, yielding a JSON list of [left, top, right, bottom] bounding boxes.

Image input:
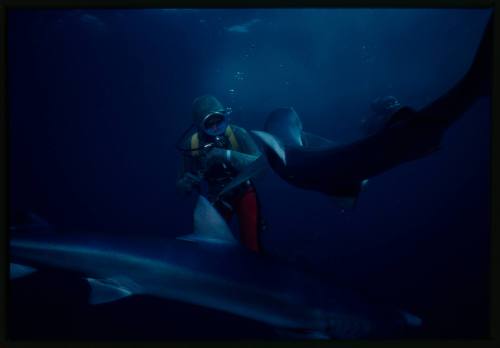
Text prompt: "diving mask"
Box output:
[[201, 109, 230, 137]]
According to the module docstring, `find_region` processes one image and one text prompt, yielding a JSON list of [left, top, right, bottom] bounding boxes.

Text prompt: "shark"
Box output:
[[251, 15, 492, 208], [10, 195, 422, 339]]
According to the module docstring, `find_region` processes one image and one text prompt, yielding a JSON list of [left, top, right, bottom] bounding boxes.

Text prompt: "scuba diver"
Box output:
[[176, 95, 264, 253]]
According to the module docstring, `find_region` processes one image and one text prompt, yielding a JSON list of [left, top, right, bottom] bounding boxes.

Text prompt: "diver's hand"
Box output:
[[176, 173, 202, 195], [202, 148, 259, 172], [201, 147, 228, 169]]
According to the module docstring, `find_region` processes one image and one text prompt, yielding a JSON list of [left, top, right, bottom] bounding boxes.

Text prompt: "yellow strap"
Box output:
[[190, 126, 239, 156], [225, 126, 239, 151], [190, 132, 200, 156]]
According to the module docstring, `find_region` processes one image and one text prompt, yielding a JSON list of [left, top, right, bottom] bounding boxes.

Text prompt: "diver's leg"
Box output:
[[235, 186, 262, 253]]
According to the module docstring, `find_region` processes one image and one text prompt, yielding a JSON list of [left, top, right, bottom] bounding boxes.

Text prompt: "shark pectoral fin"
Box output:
[[301, 131, 336, 148], [85, 277, 133, 305], [251, 130, 286, 165], [10, 263, 37, 279], [217, 155, 269, 198]]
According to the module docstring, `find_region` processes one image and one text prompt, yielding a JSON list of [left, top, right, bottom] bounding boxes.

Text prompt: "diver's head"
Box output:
[[192, 95, 230, 137], [370, 96, 401, 116]]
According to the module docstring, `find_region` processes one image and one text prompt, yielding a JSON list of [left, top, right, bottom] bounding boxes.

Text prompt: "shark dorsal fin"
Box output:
[[177, 195, 237, 245]]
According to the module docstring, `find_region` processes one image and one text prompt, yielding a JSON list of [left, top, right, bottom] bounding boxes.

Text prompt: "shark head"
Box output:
[[264, 107, 304, 147], [250, 107, 309, 168], [251, 130, 287, 167]]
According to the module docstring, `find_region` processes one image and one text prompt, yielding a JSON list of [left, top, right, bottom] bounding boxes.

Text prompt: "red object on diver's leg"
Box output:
[[235, 186, 261, 253]]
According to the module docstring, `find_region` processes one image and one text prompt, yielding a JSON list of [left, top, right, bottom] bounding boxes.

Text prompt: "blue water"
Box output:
[[8, 8, 491, 339]]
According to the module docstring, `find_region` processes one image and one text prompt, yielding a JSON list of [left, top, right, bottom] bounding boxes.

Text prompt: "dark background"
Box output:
[[8, 9, 491, 339]]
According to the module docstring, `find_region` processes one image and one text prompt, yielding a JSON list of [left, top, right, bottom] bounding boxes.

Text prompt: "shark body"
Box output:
[[11, 196, 421, 339], [251, 16, 492, 207]]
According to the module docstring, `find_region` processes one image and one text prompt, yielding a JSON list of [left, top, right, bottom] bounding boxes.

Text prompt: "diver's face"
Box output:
[[202, 112, 228, 136]]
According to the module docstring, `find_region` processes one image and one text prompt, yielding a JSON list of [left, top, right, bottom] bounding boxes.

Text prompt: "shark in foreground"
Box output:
[[10, 196, 422, 339], [251, 15, 492, 208]]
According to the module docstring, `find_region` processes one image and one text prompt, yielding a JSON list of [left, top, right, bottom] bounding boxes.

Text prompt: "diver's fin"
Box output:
[[10, 263, 37, 279], [86, 277, 135, 305], [251, 130, 287, 166], [177, 195, 238, 245], [264, 107, 304, 147], [217, 155, 268, 198], [300, 131, 336, 148]]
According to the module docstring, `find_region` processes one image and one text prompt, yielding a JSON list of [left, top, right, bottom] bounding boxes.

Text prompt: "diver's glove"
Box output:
[[176, 172, 202, 195], [203, 148, 259, 171]]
